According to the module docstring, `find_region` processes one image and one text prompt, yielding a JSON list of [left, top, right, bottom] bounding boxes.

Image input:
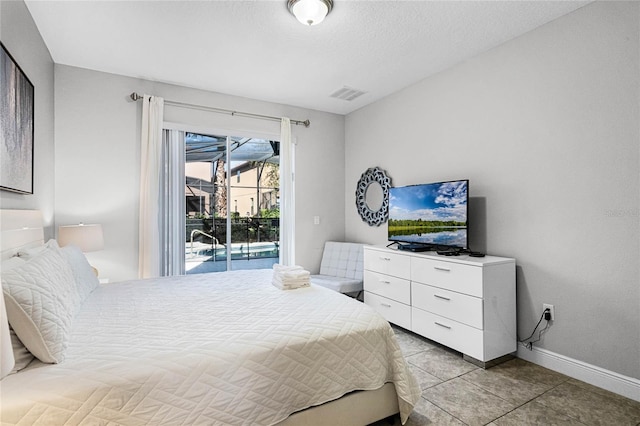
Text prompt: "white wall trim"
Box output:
[[517, 346, 640, 402]]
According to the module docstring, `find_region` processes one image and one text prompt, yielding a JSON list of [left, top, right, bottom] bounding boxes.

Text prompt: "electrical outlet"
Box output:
[[543, 304, 555, 321]]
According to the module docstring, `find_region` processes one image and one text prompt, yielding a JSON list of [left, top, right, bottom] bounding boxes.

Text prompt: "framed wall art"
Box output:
[[1, 42, 34, 194]]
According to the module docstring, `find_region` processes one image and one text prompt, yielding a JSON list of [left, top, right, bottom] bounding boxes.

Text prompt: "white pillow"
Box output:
[[10, 328, 34, 373], [1, 284, 15, 379], [60, 245, 99, 303], [1, 257, 27, 272], [17, 239, 59, 259], [2, 245, 78, 363], [1, 256, 29, 378]]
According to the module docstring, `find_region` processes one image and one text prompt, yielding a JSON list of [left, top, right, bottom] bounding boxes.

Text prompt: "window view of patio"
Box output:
[[185, 133, 280, 274]]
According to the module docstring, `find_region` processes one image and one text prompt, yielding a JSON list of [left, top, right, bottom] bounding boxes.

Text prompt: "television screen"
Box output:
[[388, 179, 469, 249]]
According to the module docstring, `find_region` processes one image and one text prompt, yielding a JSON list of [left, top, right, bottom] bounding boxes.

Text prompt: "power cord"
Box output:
[[518, 308, 551, 350]]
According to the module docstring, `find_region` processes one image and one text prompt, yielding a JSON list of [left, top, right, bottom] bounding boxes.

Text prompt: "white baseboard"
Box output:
[[517, 346, 640, 402]]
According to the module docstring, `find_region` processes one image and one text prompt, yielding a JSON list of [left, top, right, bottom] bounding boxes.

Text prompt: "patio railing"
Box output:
[[186, 217, 280, 262]]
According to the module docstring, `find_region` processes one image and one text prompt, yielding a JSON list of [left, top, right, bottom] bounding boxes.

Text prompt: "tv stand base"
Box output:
[[396, 243, 432, 252]]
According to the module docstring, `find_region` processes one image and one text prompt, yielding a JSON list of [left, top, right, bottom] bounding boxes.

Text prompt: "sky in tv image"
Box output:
[[389, 180, 468, 223]]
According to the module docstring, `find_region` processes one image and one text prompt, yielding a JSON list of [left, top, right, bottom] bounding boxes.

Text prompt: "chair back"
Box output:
[[319, 242, 365, 280]]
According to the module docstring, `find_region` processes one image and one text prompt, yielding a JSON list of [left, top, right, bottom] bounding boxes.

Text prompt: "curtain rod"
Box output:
[[129, 92, 310, 128]]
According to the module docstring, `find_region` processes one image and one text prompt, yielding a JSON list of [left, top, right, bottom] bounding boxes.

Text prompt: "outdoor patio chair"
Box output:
[[310, 241, 365, 298]]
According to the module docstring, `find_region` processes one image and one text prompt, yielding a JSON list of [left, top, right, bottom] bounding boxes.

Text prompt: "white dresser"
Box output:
[[363, 246, 516, 364]]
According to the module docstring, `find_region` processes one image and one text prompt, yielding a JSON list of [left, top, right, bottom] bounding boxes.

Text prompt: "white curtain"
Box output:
[[279, 118, 295, 266], [138, 95, 164, 278], [160, 129, 186, 276]]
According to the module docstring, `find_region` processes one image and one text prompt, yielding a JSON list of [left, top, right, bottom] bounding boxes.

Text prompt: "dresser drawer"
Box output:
[[364, 270, 410, 304], [365, 292, 411, 330], [411, 257, 483, 297], [412, 308, 484, 360], [364, 249, 411, 279], [411, 282, 483, 329]]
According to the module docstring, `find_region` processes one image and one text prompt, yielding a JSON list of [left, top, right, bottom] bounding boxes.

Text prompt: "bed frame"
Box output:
[[0, 209, 401, 425], [0, 209, 44, 261], [278, 382, 398, 425]]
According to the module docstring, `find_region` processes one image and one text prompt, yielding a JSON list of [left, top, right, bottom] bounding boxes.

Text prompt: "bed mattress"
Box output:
[[1, 269, 420, 425]]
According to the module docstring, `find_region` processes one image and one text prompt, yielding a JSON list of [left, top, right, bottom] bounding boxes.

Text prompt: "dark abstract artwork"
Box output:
[[1, 42, 34, 194]]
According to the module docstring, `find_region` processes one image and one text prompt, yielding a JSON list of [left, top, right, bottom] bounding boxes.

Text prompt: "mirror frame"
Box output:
[[355, 167, 392, 226]]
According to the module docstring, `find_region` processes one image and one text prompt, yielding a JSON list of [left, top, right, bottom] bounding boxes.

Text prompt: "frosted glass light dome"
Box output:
[[288, 0, 333, 26]]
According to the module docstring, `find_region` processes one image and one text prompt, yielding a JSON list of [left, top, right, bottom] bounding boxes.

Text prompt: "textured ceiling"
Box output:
[[25, 0, 590, 115]]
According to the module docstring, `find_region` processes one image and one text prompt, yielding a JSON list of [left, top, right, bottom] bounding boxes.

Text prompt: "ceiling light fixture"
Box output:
[[287, 0, 333, 26]]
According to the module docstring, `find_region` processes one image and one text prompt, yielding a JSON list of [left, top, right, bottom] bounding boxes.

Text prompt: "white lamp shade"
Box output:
[[289, 0, 332, 26], [58, 224, 104, 252]]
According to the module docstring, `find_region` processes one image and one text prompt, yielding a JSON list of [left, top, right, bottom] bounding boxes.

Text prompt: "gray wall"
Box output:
[[345, 1, 639, 379], [0, 0, 55, 236], [54, 65, 345, 282]]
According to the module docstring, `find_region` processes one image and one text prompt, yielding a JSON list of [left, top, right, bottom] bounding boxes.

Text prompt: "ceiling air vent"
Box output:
[[329, 86, 366, 101]]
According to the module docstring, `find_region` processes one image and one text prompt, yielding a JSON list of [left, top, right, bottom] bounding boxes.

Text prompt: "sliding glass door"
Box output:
[[184, 133, 280, 274]]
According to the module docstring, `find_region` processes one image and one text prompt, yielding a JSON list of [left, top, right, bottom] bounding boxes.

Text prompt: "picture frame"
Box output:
[[1, 42, 34, 194]]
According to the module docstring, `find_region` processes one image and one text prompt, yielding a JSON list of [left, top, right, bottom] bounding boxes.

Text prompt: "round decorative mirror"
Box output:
[[365, 182, 383, 212], [355, 167, 392, 226]]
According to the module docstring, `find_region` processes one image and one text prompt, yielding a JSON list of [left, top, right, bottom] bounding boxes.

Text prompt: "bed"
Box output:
[[1, 209, 421, 425]]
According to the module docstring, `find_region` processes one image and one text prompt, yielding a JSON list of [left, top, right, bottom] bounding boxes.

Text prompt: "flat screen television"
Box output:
[[387, 179, 469, 250]]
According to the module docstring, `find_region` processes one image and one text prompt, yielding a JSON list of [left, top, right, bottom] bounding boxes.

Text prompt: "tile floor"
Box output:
[[385, 326, 640, 426]]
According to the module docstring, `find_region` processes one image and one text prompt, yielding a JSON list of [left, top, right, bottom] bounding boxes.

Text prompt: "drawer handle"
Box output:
[[434, 266, 451, 272], [380, 303, 392, 308], [380, 256, 391, 261], [434, 321, 451, 329], [434, 294, 451, 301], [380, 280, 391, 284]]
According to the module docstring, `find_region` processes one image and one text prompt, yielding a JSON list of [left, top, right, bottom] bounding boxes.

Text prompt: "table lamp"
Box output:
[[58, 224, 104, 275]]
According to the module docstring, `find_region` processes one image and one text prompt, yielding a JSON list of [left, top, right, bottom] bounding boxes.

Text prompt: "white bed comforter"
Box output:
[[1, 269, 420, 425]]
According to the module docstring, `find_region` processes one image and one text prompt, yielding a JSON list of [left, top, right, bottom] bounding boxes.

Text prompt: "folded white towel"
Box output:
[[272, 273, 310, 284], [272, 279, 310, 290], [273, 264, 304, 272], [273, 278, 309, 287], [279, 270, 310, 280], [272, 264, 310, 290]]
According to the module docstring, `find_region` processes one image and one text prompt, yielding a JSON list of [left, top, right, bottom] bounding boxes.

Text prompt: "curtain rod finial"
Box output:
[[130, 92, 142, 101], [302, 120, 310, 128]]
